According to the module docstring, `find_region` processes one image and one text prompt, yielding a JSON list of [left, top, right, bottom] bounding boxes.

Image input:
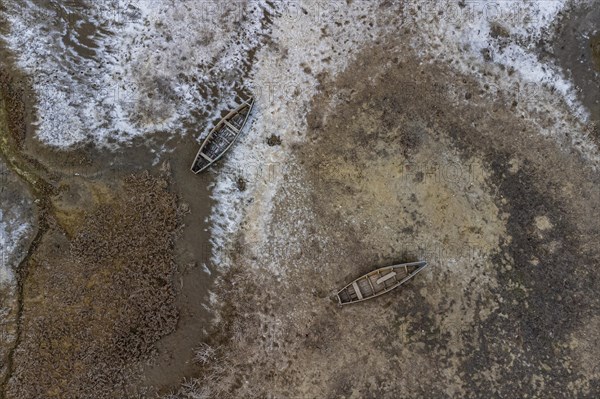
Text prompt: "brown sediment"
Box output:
[[178, 36, 600, 398], [2, 2, 598, 397], [0, 206, 47, 397], [0, 0, 267, 395], [591, 33, 600, 71], [0, 53, 52, 397], [0, 61, 52, 194], [552, 3, 600, 125], [266, 134, 282, 146]]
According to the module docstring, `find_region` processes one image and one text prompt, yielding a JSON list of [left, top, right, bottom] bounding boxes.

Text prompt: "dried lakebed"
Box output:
[[0, 1, 599, 398], [0, 62, 217, 397], [181, 41, 600, 398]]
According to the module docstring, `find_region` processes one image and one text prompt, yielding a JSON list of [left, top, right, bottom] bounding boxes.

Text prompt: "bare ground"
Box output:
[[0, 47, 216, 397], [179, 38, 600, 398], [0, 159, 35, 392]]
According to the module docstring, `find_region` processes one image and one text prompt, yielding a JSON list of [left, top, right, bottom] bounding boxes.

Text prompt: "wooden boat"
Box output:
[[336, 261, 427, 305], [191, 97, 254, 174]]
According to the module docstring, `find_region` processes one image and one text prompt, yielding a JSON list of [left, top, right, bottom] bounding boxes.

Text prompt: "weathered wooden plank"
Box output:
[[376, 271, 397, 285], [224, 120, 240, 133], [352, 282, 363, 300], [367, 276, 375, 295], [200, 152, 214, 162]]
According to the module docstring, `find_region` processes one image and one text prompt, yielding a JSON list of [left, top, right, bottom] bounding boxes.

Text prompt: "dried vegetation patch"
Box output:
[[6, 172, 181, 399]]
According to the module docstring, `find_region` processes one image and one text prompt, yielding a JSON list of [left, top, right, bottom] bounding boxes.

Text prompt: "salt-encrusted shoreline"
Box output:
[[1, 0, 596, 286], [208, 0, 598, 282], [2, 1, 599, 396], [208, 0, 386, 275], [406, 0, 598, 166], [1, 0, 277, 147], [0, 207, 31, 285]]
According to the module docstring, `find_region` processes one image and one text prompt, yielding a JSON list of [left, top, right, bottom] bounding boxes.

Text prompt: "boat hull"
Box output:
[[336, 261, 427, 305], [191, 98, 254, 174]]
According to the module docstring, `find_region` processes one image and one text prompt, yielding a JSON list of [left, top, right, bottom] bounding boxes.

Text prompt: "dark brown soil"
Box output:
[[1, 2, 599, 398], [0, 69, 27, 147], [304, 46, 599, 397], [266, 134, 282, 146], [0, 39, 217, 397]]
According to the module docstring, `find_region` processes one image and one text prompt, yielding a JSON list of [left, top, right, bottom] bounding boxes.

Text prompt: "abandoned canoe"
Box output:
[[191, 97, 254, 174], [336, 261, 427, 305]]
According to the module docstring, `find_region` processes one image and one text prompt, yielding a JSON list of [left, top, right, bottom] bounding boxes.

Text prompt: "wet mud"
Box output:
[[552, 2, 600, 128]]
